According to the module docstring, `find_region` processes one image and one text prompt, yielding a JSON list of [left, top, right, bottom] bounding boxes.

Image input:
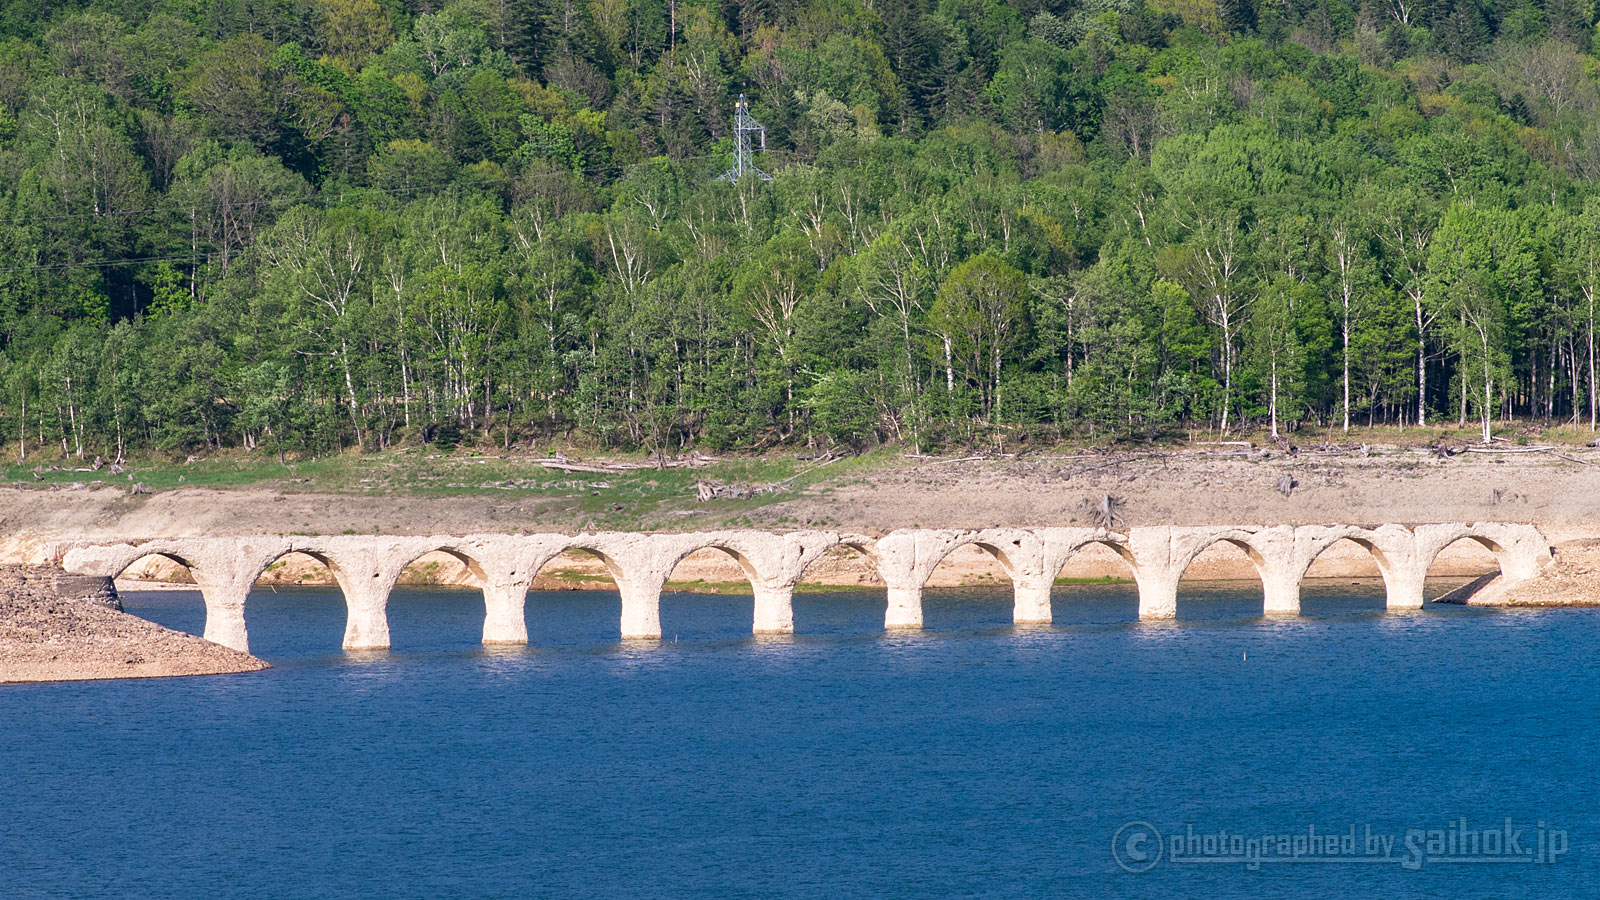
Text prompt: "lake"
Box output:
[[2, 581, 1593, 897]]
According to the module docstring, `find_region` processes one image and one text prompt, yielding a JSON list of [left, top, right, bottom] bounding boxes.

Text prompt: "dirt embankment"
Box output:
[[0, 566, 267, 684], [6, 447, 1581, 586]]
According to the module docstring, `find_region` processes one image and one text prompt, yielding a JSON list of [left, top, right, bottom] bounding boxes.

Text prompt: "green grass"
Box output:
[[9, 425, 1594, 533], [1, 446, 890, 529], [1053, 575, 1134, 585]]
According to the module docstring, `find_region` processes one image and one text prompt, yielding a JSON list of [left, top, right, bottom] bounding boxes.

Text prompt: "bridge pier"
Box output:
[[1133, 575, 1179, 619], [481, 582, 530, 644], [873, 529, 977, 631], [753, 584, 795, 634], [1261, 579, 1300, 615], [884, 585, 923, 629], [1385, 570, 1428, 609], [1011, 577, 1053, 625], [197, 580, 251, 654], [619, 579, 664, 639], [341, 581, 392, 650]]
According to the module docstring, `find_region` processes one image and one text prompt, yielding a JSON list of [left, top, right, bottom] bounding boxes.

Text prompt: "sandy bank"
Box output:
[[0, 566, 268, 684], [0, 447, 1581, 589]]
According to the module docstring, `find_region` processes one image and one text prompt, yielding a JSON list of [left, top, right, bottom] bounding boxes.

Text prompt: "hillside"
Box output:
[[3, 0, 1600, 461]]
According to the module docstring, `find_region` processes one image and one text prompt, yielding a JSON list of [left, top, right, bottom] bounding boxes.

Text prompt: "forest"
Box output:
[[5, 0, 1600, 459]]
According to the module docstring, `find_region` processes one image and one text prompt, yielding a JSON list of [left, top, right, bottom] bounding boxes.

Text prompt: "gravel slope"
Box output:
[[0, 566, 267, 683]]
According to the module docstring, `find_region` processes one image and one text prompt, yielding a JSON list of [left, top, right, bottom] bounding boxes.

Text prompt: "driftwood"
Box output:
[[1462, 445, 1596, 465], [1079, 493, 1124, 529], [539, 452, 718, 473], [542, 462, 622, 474], [1276, 474, 1297, 497], [692, 449, 846, 501], [694, 480, 785, 502]]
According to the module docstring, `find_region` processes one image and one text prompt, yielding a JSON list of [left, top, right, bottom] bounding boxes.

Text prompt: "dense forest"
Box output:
[[5, 0, 1600, 459]]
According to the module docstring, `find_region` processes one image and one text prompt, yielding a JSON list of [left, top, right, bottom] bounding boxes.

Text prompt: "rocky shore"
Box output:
[[0, 566, 268, 684]]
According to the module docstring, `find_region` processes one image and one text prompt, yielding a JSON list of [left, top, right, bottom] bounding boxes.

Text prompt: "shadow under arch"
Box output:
[[1421, 534, 1504, 602], [108, 551, 207, 638], [1299, 535, 1396, 612], [1048, 538, 1142, 621], [1172, 536, 1272, 618], [242, 549, 356, 653], [789, 539, 884, 635]]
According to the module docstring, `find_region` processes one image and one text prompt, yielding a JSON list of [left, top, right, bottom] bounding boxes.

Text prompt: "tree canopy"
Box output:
[[4, 0, 1600, 458]]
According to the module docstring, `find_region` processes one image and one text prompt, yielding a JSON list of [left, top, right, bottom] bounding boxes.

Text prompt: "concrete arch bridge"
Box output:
[[55, 523, 1552, 654]]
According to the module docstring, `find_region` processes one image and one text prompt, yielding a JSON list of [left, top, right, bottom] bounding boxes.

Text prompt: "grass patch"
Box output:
[[1054, 575, 1134, 585], [0, 446, 893, 529]]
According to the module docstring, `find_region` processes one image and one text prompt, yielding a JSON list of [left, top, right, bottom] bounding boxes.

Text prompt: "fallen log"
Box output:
[[540, 462, 612, 474]]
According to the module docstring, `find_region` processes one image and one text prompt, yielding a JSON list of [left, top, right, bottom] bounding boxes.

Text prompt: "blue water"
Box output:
[[3, 580, 1594, 897]]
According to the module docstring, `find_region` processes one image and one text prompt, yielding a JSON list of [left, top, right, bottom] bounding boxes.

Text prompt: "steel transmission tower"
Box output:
[[720, 94, 772, 183]]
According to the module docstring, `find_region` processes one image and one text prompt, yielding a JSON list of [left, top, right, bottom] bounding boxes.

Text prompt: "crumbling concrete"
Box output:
[[56, 523, 1553, 653]]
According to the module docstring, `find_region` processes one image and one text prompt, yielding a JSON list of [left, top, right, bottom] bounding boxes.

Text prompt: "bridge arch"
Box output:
[[110, 550, 200, 584], [785, 537, 885, 634], [940, 537, 1025, 582], [243, 548, 368, 650], [248, 548, 356, 598], [1170, 531, 1276, 616], [913, 536, 1031, 628], [104, 551, 210, 644], [1038, 535, 1142, 619], [1417, 533, 1507, 602], [374, 543, 518, 646], [389, 546, 492, 587], [1296, 533, 1400, 607], [1171, 533, 1273, 584], [520, 537, 662, 640], [1177, 534, 1273, 611], [1419, 533, 1507, 575], [562, 547, 627, 583], [660, 540, 768, 592], [653, 540, 772, 638]]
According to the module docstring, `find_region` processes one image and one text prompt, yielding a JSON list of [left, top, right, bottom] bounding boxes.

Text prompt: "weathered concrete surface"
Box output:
[[55, 523, 1552, 653]]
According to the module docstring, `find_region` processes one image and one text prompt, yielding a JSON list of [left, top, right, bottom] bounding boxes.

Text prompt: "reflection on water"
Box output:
[[1, 580, 1591, 898]]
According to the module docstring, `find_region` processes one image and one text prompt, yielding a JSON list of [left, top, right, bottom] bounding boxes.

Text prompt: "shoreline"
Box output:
[[0, 566, 269, 685]]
